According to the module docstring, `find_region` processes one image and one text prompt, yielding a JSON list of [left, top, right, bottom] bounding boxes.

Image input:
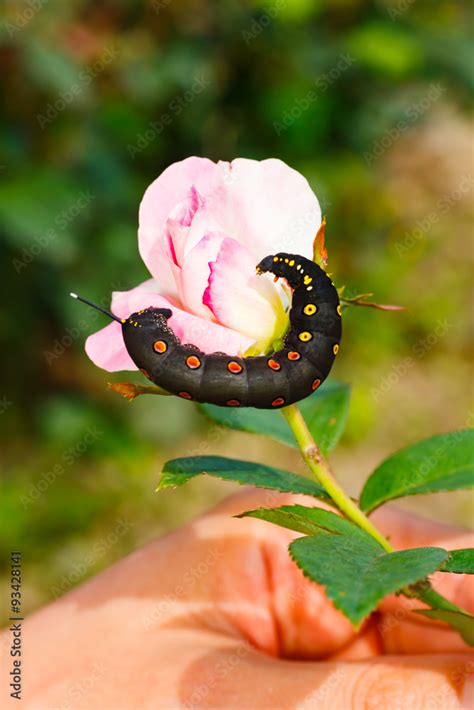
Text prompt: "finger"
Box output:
[[176, 633, 473, 710], [371, 507, 474, 654], [205, 489, 474, 655], [186, 489, 357, 658]]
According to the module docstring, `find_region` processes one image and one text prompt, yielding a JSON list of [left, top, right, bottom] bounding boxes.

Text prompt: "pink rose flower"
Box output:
[[86, 157, 322, 372]]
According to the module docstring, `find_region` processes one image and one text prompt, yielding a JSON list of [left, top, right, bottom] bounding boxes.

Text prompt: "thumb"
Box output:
[[179, 635, 473, 709]]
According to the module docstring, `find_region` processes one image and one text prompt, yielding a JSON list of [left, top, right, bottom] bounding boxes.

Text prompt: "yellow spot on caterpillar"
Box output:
[[337, 304, 342, 316], [289, 259, 295, 266], [284, 258, 289, 263], [298, 331, 312, 342], [273, 256, 278, 262], [296, 264, 301, 271], [303, 304, 317, 316], [333, 344, 339, 354], [303, 275, 312, 285], [120, 319, 126, 324]]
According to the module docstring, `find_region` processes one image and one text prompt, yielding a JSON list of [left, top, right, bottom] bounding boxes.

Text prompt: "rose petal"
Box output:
[[139, 157, 221, 283], [139, 157, 321, 290], [85, 321, 138, 372], [204, 238, 287, 349], [164, 185, 203, 267], [210, 158, 322, 259], [178, 232, 226, 319]]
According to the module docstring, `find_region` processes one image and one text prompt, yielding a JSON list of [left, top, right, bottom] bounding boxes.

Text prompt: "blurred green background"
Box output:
[[1, 0, 473, 622]]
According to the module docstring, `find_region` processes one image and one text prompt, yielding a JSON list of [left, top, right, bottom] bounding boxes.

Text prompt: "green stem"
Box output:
[[281, 404, 393, 552], [408, 582, 469, 614], [281, 403, 469, 617]]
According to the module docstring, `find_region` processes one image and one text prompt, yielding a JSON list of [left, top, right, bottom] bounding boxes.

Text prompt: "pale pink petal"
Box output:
[[85, 280, 255, 371], [207, 158, 322, 259], [139, 157, 321, 296], [178, 232, 226, 319], [169, 301, 254, 355], [111, 278, 166, 317], [139, 157, 221, 281], [164, 185, 203, 267], [204, 238, 286, 346], [85, 322, 137, 372]]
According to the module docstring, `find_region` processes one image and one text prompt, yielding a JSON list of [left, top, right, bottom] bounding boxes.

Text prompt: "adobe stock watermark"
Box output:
[[182, 641, 253, 709], [371, 317, 453, 402], [364, 83, 446, 165], [37, 44, 119, 129], [142, 547, 224, 631], [13, 189, 95, 275], [3, 0, 48, 36], [241, 0, 285, 45], [394, 173, 474, 258], [150, 0, 172, 14], [50, 517, 134, 598], [56, 662, 107, 710], [127, 74, 211, 159], [386, 0, 416, 20], [20, 425, 103, 509], [43, 281, 127, 365], [273, 53, 356, 136], [0, 395, 13, 414]]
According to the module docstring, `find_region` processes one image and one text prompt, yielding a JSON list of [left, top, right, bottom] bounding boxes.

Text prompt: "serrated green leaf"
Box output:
[[441, 549, 474, 574], [415, 609, 474, 646], [238, 504, 381, 545], [198, 381, 350, 455], [360, 430, 474, 513], [289, 534, 448, 625], [158, 456, 331, 502]]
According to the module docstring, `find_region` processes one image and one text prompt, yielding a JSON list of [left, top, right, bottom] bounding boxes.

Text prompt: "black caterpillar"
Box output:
[[72, 252, 341, 409]]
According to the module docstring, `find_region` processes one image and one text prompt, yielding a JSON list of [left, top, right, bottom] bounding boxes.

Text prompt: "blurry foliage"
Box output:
[[0, 0, 472, 620]]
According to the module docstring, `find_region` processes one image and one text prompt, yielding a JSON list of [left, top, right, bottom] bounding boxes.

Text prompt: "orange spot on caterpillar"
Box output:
[[226, 399, 241, 406], [178, 391, 192, 399], [287, 351, 301, 361], [139, 368, 151, 379], [267, 358, 281, 371], [312, 378, 321, 391], [186, 355, 201, 369], [271, 397, 285, 407], [227, 361, 243, 374], [153, 340, 167, 353]]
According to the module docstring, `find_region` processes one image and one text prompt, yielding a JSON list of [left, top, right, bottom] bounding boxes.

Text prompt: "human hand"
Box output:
[[2, 489, 473, 709]]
